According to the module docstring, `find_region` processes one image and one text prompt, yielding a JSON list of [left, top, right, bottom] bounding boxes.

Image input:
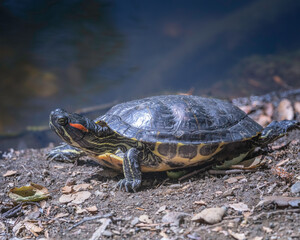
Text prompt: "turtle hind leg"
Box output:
[[260, 120, 300, 145], [47, 143, 86, 163], [116, 148, 142, 192]]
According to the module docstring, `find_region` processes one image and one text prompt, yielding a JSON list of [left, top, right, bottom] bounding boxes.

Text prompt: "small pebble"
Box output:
[[130, 217, 139, 226], [291, 182, 300, 194]]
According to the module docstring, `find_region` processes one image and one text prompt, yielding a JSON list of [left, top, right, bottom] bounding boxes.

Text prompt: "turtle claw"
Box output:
[[46, 144, 84, 163], [116, 179, 141, 192]]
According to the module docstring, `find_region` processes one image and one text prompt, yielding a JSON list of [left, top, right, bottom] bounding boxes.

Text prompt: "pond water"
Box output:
[[0, 0, 300, 150]]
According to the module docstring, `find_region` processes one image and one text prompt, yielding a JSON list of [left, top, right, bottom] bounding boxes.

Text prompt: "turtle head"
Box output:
[[260, 120, 299, 145], [49, 108, 111, 147]]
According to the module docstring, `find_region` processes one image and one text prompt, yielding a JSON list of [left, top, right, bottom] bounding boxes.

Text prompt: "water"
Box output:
[[1, 0, 300, 150]]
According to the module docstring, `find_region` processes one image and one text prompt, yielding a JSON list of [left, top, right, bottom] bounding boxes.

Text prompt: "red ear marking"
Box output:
[[69, 123, 89, 132]]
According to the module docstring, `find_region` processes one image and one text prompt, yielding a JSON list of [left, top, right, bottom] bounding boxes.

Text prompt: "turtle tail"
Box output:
[[259, 120, 299, 146]]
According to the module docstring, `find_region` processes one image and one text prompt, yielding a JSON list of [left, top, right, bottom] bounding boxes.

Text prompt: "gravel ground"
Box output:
[[0, 92, 299, 240]]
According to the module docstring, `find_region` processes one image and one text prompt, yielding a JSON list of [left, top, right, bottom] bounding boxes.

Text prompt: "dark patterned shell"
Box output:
[[98, 95, 263, 144]]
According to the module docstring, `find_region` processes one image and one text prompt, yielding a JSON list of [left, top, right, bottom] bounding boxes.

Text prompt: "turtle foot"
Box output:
[[47, 144, 84, 163], [116, 179, 141, 192]]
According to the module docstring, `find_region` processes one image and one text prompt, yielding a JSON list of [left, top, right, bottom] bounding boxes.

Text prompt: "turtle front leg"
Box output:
[[47, 143, 86, 163], [116, 148, 142, 192]]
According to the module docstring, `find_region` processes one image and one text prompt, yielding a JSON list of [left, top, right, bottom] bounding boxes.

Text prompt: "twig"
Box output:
[[250, 208, 300, 221], [1, 204, 22, 218], [208, 169, 256, 175], [178, 165, 211, 181], [68, 213, 113, 231]]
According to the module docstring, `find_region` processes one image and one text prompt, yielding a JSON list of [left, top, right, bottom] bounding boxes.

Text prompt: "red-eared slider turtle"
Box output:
[[48, 95, 299, 192]]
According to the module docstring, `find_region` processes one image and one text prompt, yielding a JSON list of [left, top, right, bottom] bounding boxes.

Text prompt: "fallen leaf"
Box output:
[[228, 229, 246, 240], [257, 196, 300, 208], [76, 206, 86, 214], [59, 191, 91, 204], [71, 191, 91, 204], [3, 170, 18, 177], [8, 183, 50, 202], [24, 221, 43, 236], [86, 205, 98, 213], [12, 221, 24, 235], [225, 176, 245, 184], [73, 183, 91, 192], [61, 186, 73, 194], [191, 207, 226, 224], [229, 202, 249, 212], [212, 226, 223, 232], [59, 194, 74, 204]]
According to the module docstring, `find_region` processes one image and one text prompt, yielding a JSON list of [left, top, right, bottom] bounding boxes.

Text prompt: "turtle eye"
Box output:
[[57, 116, 68, 126]]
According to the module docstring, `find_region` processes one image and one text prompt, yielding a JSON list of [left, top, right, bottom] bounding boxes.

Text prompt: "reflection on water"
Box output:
[[0, 0, 300, 150]]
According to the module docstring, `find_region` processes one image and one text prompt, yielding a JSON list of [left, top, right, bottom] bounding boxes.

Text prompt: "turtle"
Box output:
[[48, 95, 299, 192]]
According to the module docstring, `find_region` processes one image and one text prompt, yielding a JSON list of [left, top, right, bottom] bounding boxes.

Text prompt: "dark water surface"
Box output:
[[1, 0, 300, 150]]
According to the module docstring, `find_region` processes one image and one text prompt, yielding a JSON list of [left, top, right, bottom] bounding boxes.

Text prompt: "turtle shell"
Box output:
[[98, 95, 263, 144]]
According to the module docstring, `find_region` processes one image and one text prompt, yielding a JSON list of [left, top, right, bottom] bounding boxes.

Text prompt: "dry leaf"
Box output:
[[12, 221, 25, 235], [76, 206, 86, 214], [8, 183, 50, 202], [72, 191, 91, 204], [86, 205, 98, 213], [3, 170, 18, 177], [225, 176, 245, 184], [191, 207, 226, 224], [24, 221, 43, 236], [212, 226, 223, 232], [229, 202, 249, 212], [73, 183, 91, 192], [228, 229, 246, 240], [59, 194, 74, 203], [61, 186, 73, 194]]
